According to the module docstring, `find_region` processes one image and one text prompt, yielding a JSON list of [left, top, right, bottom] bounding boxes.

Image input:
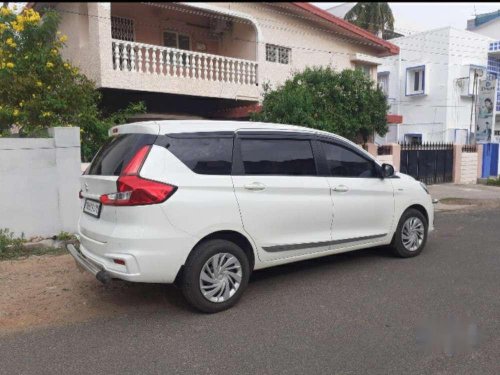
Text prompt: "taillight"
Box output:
[[100, 145, 177, 206]]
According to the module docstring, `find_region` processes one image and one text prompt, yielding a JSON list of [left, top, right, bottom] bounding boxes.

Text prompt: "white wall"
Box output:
[[0, 128, 81, 238], [378, 27, 493, 143], [468, 18, 500, 40]]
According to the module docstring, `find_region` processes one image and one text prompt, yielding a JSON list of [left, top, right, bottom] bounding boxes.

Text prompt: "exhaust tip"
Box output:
[[96, 270, 112, 284]]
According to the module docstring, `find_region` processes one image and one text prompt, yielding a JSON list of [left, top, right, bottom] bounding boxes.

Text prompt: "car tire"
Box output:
[[181, 239, 250, 313], [390, 208, 428, 258]]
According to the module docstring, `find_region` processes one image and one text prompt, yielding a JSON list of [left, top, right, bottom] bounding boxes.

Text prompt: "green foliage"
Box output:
[[251, 67, 389, 142], [345, 2, 395, 38], [55, 231, 75, 241], [0, 7, 146, 161], [0, 228, 26, 259], [486, 177, 500, 186]]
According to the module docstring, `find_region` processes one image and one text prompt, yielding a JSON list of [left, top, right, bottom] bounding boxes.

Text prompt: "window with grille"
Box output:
[[266, 44, 291, 64], [111, 16, 134, 41]]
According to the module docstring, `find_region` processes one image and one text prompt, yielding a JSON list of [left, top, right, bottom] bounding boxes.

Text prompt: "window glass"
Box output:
[[178, 34, 191, 50], [240, 139, 316, 176], [163, 31, 178, 48], [320, 141, 376, 178], [166, 137, 233, 175], [88, 134, 157, 176]]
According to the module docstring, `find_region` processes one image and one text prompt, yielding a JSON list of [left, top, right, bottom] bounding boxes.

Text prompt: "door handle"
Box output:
[[332, 185, 349, 193], [244, 182, 266, 191]]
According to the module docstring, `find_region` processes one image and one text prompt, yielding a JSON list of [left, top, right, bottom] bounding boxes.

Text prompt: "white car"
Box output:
[[68, 120, 434, 313]]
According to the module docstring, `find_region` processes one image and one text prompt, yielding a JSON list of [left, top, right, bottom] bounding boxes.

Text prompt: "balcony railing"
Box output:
[[112, 40, 258, 85]]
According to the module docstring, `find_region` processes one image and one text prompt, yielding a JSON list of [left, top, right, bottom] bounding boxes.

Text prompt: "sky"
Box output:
[[312, 2, 500, 34]]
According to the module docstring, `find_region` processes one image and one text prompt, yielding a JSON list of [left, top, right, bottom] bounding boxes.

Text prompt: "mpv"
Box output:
[[68, 120, 434, 313]]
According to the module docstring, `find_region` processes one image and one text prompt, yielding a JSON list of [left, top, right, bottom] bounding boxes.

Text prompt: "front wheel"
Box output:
[[181, 239, 250, 313], [390, 208, 428, 258]]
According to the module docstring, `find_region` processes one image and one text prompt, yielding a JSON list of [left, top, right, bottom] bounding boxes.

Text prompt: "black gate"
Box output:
[[399, 142, 454, 185]]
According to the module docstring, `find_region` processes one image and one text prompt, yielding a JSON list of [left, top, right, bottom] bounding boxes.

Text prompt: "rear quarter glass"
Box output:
[[87, 134, 157, 176]]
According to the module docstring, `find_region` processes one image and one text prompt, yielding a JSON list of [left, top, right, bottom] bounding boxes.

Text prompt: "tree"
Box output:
[[0, 7, 146, 161], [345, 2, 394, 39], [251, 67, 388, 143]]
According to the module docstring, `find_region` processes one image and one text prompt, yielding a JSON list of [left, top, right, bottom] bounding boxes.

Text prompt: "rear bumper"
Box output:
[[67, 242, 101, 276]]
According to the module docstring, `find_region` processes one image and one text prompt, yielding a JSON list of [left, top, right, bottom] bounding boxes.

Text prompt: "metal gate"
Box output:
[[400, 142, 454, 185]]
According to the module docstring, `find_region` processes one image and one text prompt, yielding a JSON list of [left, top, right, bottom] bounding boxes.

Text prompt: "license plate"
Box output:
[[83, 199, 102, 218]]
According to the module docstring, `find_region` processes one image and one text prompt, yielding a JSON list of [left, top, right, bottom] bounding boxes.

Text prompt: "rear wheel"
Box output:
[[181, 239, 250, 313], [390, 208, 428, 258]]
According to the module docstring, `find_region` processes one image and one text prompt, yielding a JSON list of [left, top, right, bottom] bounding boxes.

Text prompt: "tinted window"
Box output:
[[88, 134, 156, 176], [240, 139, 317, 176], [166, 137, 233, 175], [320, 141, 376, 177]]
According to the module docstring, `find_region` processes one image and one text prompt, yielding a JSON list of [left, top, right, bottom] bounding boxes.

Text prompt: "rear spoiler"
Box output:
[[109, 122, 161, 137]]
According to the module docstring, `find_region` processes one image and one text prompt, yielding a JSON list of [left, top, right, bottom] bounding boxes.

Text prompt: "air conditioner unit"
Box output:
[[457, 77, 471, 97]]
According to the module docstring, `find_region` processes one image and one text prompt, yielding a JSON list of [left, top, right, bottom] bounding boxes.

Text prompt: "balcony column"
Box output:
[[89, 2, 113, 87]]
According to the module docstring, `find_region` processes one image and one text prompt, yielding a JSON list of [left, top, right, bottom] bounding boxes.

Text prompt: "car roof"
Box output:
[[110, 120, 364, 153]]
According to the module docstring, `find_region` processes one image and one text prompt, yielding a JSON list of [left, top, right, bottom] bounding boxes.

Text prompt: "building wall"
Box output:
[[378, 27, 492, 143], [54, 2, 387, 101], [467, 19, 500, 40], [0, 128, 81, 237]]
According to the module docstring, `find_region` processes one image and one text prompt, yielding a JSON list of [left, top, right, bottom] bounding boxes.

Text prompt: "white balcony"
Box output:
[[112, 40, 258, 86]]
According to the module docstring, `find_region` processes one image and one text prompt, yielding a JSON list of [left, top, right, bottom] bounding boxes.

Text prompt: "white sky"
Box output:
[[312, 2, 500, 34]]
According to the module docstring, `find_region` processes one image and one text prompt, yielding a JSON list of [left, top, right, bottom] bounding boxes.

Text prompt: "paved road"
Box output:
[[1, 207, 500, 375]]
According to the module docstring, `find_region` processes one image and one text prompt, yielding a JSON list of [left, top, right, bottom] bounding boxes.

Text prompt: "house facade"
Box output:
[[30, 2, 398, 120], [377, 27, 493, 144]]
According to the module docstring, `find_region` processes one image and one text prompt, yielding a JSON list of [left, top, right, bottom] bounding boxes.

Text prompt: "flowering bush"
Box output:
[[0, 6, 145, 161], [251, 67, 389, 142]]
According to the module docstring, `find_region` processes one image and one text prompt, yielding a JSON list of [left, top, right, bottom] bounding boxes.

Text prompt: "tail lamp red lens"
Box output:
[[100, 145, 177, 206]]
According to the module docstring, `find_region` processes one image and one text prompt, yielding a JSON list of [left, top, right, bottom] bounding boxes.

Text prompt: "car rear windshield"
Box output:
[[87, 134, 157, 176]]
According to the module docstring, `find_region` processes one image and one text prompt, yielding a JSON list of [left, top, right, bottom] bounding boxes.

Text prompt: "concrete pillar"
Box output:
[[477, 144, 483, 178], [48, 127, 81, 233], [452, 144, 462, 184], [364, 143, 378, 157], [390, 143, 401, 172]]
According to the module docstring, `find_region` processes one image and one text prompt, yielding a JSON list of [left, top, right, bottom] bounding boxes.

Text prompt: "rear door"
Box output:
[[231, 131, 333, 262], [80, 133, 158, 243], [318, 138, 395, 249]]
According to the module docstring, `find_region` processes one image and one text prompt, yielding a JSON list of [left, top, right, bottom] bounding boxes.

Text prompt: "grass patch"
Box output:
[[0, 228, 68, 261], [486, 177, 500, 186]]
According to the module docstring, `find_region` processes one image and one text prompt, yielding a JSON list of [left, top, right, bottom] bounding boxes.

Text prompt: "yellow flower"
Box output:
[[64, 63, 70, 69], [11, 21, 24, 33], [13, 109, 19, 116], [6, 38, 16, 48], [36, 81, 42, 87], [51, 49, 58, 55], [6, 62, 14, 69], [0, 7, 11, 16], [59, 35, 68, 43], [46, 62, 54, 68], [42, 111, 51, 117], [19, 102, 24, 107], [32, 94, 36, 98]]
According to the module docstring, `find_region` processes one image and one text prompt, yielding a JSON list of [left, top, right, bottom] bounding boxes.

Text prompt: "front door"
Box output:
[[318, 139, 395, 249], [231, 133, 333, 262]]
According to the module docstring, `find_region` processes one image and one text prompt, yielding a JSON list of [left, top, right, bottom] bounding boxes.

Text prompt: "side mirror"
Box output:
[[380, 163, 395, 178]]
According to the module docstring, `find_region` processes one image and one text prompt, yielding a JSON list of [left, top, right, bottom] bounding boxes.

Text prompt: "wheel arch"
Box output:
[[174, 230, 256, 286], [406, 204, 429, 224]]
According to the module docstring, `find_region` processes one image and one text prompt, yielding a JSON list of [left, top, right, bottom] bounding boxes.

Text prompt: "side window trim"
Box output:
[[318, 138, 380, 178], [232, 132, 320, 177]]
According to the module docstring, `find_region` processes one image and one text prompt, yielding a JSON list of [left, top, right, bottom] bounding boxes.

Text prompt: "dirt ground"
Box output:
[[0, 254, 182, 335]]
